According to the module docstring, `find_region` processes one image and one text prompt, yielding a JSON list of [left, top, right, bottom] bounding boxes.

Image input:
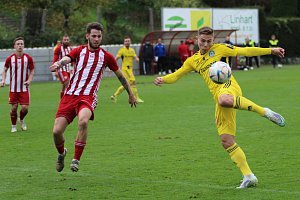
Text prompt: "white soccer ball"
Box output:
[[209, 61, 231, 84]]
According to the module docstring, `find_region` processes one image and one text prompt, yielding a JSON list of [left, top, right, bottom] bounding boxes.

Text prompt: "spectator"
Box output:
[[154, 38, 166, 75], [185, 38, 195, 57], [142, 41, 154, 75], [224, 35, 234, 67], [243, 37, 260, 69], [178, 40, 189, 64], [269, 34, 283, 68]]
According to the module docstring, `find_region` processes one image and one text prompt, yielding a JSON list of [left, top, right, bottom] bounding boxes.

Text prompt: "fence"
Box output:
[[0, 44, 141, 83]]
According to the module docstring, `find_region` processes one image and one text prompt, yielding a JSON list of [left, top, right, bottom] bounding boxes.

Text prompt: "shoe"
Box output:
[[137, 98, 144, 103], [70, 159, 80, 172], [56, 148, 67, 172], [11, 126, 17, 133], [110, 95, 117, 103], [277, 64, 283, 68], [237, 174, 258, 189], [264, 108, 285, 127], [18, 118, 27, 131]]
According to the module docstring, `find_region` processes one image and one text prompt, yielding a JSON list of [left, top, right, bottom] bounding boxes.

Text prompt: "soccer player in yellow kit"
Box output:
[[111, 36, 144, 103], [154, 27, 285, 189]]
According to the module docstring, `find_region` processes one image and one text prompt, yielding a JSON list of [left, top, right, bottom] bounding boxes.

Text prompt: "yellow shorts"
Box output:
[[122, 68, 135, 83], [214, 80, 242, 136]]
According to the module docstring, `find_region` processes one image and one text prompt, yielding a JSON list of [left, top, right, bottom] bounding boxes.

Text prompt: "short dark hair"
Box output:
[[198, 26, 214, 35], [13, 37, 24, 45], [86, 22, 103, 34]]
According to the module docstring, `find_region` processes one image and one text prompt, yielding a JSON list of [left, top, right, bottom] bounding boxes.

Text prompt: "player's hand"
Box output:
[[0, 81, 5, 87], [24, 80, 31, 86], [154, 77, 164, 86], [272, 48, 285, 58], [128, 94, 137, 107], [49, 61, 61, 72]]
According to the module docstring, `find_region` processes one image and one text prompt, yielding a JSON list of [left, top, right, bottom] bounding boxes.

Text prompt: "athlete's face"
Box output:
[[62, 36, 70, 47], [197, 34, 214, 54], [87, 29, 102, 50], [124, 38, 131, 48], [14, 40, 24, 53]]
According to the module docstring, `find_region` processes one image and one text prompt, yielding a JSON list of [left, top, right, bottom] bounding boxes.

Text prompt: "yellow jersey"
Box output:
[[116, 46, 137, 69], [163, 43, 271, 97]]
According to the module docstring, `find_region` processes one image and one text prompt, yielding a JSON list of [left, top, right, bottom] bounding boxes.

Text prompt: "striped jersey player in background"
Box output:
[[52, 34, 73, 98], [1, 37, 35, 133], [50, 22, 137, 173], [154, 26, 285, 189]]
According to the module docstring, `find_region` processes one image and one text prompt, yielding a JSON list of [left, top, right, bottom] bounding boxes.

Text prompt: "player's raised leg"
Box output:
[[70, 107, 91, 172], [220, 94, 285, 127], [53, 117, 69, 172]]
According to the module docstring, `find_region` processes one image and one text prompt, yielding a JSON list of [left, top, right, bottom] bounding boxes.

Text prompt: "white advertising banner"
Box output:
[[162, 8, 259, 45], [212, 8, 259, 44]]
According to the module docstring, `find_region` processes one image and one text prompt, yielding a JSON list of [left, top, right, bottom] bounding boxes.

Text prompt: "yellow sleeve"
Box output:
[[116, 48, 123, 59], [162, 57, 194, 84], [233, 47, 272, 57]]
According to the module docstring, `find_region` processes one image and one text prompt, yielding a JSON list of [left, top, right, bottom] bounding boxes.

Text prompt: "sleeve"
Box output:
[[105, 52, 119, 72], [234, 46, 271, 57], [68, 46, 81, 62], [132, 49, 137, 57], [162, 56, 194, 84], [52, 46, 60, 63], [4, 57, 11, 69], [28, 56, 34, 70], [116, 48, 122, 58]]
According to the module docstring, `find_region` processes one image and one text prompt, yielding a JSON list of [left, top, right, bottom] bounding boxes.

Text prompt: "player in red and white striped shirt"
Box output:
[[52, 35, 73, 98], [50, 22, 137, 172], [1, 37, 35, 133]]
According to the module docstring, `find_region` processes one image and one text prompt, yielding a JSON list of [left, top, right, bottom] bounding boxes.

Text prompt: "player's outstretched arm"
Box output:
[[154, 77, 164, 86], [114, 69, 137, 107], [271, 47, 285, 58]]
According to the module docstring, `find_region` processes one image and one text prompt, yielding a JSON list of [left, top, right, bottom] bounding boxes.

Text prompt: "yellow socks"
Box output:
[[227, 143, 252, 176], [114, 86, 125, 97], [234, 96, 265, 116]]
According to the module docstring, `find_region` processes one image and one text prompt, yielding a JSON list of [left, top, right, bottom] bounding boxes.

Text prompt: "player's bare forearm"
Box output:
[[118, 75, 131, 95], [25, 69, 35, 86], [49, 56, 71, 72], [114, 69, 137, 107]]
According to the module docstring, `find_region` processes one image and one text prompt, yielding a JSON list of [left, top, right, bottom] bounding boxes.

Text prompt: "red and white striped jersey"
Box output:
[[4, 53, 34, 92], [65, 45, 119, 96], [53, 44, 72, 72]]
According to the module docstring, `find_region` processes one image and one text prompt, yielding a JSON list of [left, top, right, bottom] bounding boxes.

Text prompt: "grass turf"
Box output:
[[0, 65, 299, 199]]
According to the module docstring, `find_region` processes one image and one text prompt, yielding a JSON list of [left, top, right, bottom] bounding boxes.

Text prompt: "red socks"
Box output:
[[74, 141, 86, 161], [55, 142, 65, 154], [10, 111, 17, 125]]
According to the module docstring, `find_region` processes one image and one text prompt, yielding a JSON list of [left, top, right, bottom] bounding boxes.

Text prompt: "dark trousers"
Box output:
[[246, 56, 260, 68]]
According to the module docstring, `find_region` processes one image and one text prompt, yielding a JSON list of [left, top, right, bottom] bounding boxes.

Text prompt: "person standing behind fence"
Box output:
[[0, 37, 35, 133], [142, 41, 154, 75], [178, 40, 189, 64], [52, 35, 73, 98], [111, 36, 144, 103], [269, 34, 283, 68], [244, 37, 260, 69], [154, 38, 166, 75]]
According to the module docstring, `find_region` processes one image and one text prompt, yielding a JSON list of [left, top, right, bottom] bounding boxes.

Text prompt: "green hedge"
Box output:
[[260, 15, 300, 57]]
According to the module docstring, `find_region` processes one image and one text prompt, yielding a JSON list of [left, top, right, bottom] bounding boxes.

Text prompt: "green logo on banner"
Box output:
[[197, 18, 204, 28], [165, 16, 187, 30]]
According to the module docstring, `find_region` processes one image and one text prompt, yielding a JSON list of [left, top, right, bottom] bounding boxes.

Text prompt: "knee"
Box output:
[[21, 106, 28, 113], [78, 118, 89, 130], [218, 94, 234, 108]]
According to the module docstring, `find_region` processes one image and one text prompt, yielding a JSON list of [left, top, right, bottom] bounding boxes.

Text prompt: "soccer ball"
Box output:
[[209, 61, 231, 84]]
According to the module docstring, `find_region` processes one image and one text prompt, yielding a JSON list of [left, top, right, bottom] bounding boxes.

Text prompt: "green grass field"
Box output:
[[0, 65, 300, 199]]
